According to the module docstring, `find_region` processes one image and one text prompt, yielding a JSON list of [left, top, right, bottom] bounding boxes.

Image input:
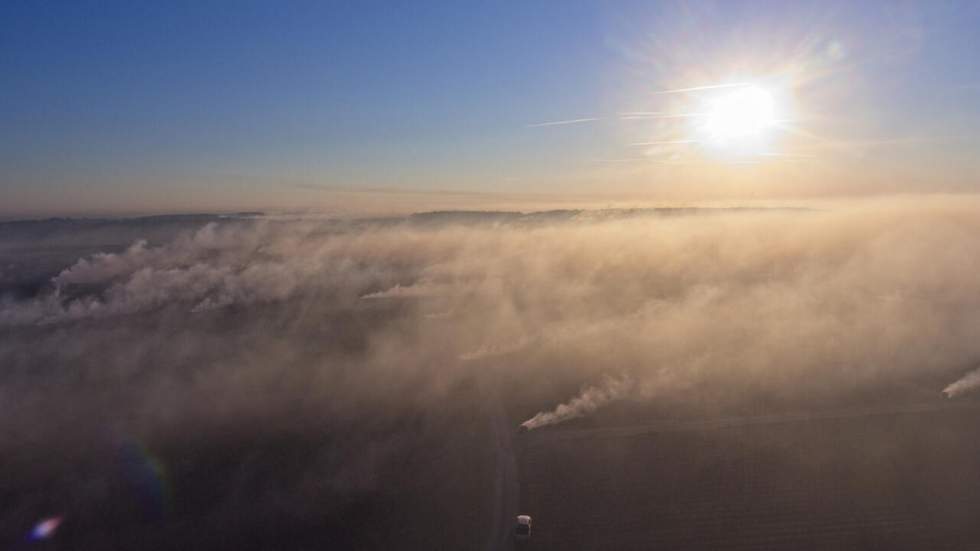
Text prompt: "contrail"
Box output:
[[526, 117, 599, 128], [653, 82, 751, 95], [619, 112, 703, 120], [629, 139, 697, 146]]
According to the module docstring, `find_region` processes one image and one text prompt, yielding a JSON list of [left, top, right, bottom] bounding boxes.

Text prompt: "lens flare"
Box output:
[[120, 440, 172, 519], [29, 516, 63, 540]]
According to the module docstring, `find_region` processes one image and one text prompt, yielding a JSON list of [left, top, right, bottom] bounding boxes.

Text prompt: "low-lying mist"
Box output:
[[3, 197, 980, 545]]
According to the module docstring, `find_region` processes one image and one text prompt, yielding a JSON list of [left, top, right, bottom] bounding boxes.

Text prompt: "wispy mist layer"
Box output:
[[3, 199, 980, 439], [3, 199, 980, 546]]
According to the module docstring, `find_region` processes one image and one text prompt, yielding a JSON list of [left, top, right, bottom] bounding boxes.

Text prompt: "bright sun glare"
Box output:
[[701, 85, 776, 150]]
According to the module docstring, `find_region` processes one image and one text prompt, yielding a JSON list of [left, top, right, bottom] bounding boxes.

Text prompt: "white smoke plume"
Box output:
[[459, 336, 536, 361], [522, 376, 633, 430], [943, 368, 980, 398], [360, 282, 447, 300]]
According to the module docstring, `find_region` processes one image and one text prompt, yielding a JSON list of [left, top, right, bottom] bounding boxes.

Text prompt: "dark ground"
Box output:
[[516, 394, 980, 551], [1, 374, 497, 551]]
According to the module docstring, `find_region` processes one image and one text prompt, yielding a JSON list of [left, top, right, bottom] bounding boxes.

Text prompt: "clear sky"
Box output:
[[3, 0, 980, 216]]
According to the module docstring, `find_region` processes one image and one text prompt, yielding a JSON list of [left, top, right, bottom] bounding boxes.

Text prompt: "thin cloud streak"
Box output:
[[629, 140, 697, 146], [526, 117, 599, 128], [620, 112, 704, 120], [652, 82, 751, 95]]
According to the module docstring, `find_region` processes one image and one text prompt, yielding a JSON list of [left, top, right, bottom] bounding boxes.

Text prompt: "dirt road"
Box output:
[[486, 388, 519, 551]]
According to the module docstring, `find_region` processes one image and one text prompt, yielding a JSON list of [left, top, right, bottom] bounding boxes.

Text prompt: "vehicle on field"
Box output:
[[515, 515, 532, 539]]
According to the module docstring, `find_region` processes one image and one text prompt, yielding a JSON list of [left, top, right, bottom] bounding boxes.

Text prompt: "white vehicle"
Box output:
[[514, 514, 532, 539]]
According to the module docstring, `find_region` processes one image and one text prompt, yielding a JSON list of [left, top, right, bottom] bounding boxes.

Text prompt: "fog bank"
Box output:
[[3, 198, 980, 545]]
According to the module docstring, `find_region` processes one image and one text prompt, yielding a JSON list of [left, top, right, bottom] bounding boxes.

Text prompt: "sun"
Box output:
[[700, 85, 776, 150]]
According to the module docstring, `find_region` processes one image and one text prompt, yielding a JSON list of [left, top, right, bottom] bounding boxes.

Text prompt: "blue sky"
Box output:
[[3, 1, 980, 216]]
